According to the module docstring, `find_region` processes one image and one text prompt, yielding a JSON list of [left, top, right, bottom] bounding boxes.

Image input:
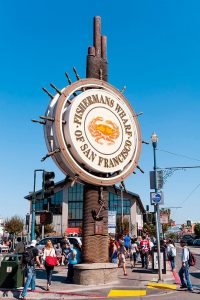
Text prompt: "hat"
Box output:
[[30, 240, 37, 246]]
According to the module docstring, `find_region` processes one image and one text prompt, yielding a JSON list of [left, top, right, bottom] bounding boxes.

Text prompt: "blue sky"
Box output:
[[1, 0, 200, 225]]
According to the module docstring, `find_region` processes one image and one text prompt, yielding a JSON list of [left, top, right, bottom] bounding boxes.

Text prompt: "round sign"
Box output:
[[44, 78, 142, 186], [153, 193, 161, 203]]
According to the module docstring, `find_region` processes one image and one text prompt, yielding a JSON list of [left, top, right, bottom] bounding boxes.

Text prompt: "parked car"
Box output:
[[186, 238, 195, 246], [193, 239, 200, 246], [35, 236, 82, 255]]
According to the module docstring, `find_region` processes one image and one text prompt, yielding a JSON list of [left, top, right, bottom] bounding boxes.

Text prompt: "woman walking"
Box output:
[[130, 238, 138, 269], [42, 240, 57, 291]]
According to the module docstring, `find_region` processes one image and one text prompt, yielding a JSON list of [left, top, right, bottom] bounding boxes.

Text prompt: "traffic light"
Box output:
[[40, 211, 53, 225], [43, 171, 55, 198], [46, 211, 53, 224]]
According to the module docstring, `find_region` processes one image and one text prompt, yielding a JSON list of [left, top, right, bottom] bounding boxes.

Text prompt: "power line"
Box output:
[[181, 183, 200, 205], [179, 183, 200, 206], [158, 149, 200, 162]]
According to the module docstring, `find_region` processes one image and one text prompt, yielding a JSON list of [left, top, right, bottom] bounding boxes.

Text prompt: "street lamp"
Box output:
[[151, 132, 162, 281]]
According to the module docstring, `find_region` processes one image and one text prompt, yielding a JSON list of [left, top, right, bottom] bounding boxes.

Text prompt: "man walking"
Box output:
[[178, 239, 193, 292], [14, 237, 25, 254], [140, 235, 150, 270], [19, 240, 43, 300]]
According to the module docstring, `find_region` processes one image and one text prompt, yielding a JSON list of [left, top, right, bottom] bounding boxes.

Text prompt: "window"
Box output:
[[68, 183, 83, 228], [35, 191, 63, 215], [108, 192, 131, 215]]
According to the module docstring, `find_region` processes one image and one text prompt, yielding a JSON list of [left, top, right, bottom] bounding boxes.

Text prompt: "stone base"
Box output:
[[73, 263, 118, 285]]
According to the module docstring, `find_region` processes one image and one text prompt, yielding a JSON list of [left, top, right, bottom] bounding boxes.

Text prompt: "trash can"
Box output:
[[0, 254, 24, 288], [151, 246, 166, 274]]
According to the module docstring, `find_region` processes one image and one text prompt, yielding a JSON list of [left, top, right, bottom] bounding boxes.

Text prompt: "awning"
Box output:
[[65, 227, 80, 234]]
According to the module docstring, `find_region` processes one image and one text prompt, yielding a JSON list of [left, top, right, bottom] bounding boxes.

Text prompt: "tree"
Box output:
[[165, 232, 178, 242], [162, 223, 170, 236], [143, 223, 156, 237], [116, 216, 130, 235], [4, 215, 24, 235], [194, 223, 200, 237]]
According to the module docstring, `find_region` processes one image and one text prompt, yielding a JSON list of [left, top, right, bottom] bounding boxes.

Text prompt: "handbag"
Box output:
[[45, 249, 58, 266]]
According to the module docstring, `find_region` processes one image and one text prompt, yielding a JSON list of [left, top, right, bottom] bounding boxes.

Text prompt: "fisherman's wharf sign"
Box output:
[[44, 78, 142, 186]]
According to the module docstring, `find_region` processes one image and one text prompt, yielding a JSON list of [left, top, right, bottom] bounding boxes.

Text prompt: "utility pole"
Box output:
[[151, 132, 163, 281]]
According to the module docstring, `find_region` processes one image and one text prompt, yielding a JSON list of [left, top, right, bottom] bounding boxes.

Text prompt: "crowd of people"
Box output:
[[15, 235, 82, 300], [109, 234, 156, 273], [109, 234, 194, 292], [7, 233, 194, 299]]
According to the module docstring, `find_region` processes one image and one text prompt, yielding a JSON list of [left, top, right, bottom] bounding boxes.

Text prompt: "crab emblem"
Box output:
[[88, 117, 120, 145]]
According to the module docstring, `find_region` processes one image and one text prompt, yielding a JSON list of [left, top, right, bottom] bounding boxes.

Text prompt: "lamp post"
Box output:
[[151, 132, 162, 281]]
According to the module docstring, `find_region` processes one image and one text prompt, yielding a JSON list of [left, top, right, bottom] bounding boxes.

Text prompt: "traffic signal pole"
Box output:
[[31, 169, 44, 241]]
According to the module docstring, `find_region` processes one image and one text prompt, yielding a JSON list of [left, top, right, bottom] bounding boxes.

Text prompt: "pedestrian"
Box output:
[[14, 237, 25, 254], [167, 239, 176, 271], [130, 238, 138, 269], [19, 240, 43, 300], [140, 235, 150, 269], [54, 243, 62, 266], [118, 238, 128, 276], [178, 239, 193, 292], [66, 243, 82, 283], [62, 241, 72, 265], [109, 238, 118, 264], [147, 237, 154, 268], [124, 234, 131, 252], [60, 234, 69, 251], [42, 239, 57, 291]]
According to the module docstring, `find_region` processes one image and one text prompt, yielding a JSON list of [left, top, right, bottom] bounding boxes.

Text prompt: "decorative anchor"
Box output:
[[91, 186, 107, 221]]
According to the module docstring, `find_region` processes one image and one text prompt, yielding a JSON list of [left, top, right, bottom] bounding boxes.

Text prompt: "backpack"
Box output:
[[22, 247, 35, 266], [169, 246, 176, 257], [188, 250, 196, 267]]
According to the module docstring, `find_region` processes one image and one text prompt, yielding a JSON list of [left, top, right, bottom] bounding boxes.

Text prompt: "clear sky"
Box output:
[[1, 0, 200, 225]]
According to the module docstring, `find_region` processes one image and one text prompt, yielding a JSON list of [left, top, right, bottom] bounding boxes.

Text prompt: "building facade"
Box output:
[[25, 181, 144, 236]]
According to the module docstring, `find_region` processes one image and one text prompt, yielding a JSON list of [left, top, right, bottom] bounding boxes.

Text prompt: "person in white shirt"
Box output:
[[166, 239, 176, 271], [130, 238, 138, 269], [178, 239, 193, 292], [42, 240, 56, 291]]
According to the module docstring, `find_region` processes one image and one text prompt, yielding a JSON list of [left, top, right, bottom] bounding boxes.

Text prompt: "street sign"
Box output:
[[160, 211, 169, 224], [108, 211, 116, 234], [150, 170, 164, 189], [150, 192, 164, 205]]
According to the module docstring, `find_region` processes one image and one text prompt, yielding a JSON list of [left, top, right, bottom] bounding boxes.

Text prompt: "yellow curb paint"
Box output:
[[147, 282, 177, 290], [108, 290, 147, 297]]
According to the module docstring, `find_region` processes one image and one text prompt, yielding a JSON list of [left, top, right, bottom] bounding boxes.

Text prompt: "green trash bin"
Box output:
[[0, 254, 24, 288]]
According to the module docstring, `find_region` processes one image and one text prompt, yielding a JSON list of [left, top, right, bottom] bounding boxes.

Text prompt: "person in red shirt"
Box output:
[[140, 235, 150, 269]]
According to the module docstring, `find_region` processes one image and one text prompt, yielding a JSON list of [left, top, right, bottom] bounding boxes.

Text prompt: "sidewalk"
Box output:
[[0, 261, 177, 299]]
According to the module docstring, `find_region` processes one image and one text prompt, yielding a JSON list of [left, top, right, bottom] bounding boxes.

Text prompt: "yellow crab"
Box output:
[[88, 117, 120, 145]]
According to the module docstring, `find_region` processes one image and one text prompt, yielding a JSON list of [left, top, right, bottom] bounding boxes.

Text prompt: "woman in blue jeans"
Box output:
[[42, 240, 56, 291]]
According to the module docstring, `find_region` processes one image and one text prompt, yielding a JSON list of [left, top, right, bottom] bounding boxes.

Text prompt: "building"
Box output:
[[0, 217, 4, 237], [25, 180, 145, 236]]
